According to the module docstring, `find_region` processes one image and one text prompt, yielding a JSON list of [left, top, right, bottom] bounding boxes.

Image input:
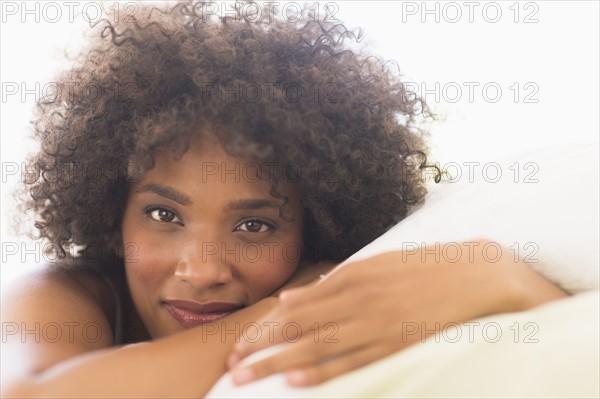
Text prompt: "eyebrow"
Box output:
[[135, 183, 281, 210], [135, 184, 192, 206], [227, 198, 282, 210]]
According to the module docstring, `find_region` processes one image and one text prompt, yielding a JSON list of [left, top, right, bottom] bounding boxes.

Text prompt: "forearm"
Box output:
[[5, 297, 277, 398]]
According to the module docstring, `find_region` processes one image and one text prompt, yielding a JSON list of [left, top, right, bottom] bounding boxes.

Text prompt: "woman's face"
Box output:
[[120, 135, 304, 339]]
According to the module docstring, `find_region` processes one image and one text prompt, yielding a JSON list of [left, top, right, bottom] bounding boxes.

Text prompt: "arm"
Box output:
[[227, 239, 568, 386], [1, 267, 277, 398]]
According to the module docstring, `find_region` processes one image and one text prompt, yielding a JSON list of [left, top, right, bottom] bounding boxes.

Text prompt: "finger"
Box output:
[[231, 317, 380, 384], [233, 281, 406, 363], [285, 344, 393, 387], [232, 289, 359, 361]]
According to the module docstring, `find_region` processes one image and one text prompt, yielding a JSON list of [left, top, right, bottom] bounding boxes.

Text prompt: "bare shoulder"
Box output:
[[1, 262, 116, 381]]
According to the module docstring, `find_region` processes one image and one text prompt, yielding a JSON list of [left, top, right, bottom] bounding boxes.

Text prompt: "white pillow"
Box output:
[[332, 142, 599, 294]]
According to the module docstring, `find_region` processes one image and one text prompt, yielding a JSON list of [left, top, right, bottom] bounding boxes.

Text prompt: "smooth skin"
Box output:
[[120, 135, 306, 339]]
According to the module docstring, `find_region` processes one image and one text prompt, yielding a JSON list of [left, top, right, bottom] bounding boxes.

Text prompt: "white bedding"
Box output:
[[208, 291, 599, 398], [207, 143, 600, 398]]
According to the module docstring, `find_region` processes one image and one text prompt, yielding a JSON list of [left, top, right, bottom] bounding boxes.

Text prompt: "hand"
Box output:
[[270, 259, 339, 297], [227, 239, 568, 387]]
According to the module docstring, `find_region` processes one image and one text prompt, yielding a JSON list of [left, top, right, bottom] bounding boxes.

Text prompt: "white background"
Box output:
[[1, 1, 599, 286]]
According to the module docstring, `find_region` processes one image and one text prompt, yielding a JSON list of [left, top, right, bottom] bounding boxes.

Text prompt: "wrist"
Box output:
[[491, 258, 568, 313], [512, 263, 569, 310]]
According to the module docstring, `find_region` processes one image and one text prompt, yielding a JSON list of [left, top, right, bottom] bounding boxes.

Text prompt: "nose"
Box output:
[[174, 241, 234, 289]]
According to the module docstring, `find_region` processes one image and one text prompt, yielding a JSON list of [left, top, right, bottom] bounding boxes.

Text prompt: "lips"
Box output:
[[163, 300, 243, 328]]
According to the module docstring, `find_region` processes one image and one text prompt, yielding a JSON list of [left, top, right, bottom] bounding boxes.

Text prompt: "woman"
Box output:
[[1, 1, 566, 397]]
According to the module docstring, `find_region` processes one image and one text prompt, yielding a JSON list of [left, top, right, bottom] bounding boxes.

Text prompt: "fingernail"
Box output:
[[232, 367, 255, 385], [286, 370, 306, 386], [279, 289, 299, 302], [227, 353, 240, 369]]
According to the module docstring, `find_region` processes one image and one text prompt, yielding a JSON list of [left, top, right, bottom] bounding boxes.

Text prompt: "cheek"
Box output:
[[241, 242, 301, 301], [122, 228, 175, 300]]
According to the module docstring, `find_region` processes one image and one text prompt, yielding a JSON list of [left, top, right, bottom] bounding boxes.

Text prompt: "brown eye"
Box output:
[[147, 208, 182, 224], [237, 220, 271, 233]]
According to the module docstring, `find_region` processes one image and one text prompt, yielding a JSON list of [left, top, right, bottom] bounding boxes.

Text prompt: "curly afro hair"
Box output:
[[23, 0, 439, 265]]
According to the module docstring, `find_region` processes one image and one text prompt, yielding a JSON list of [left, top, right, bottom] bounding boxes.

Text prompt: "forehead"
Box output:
[[134, 135, 300, 200]]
